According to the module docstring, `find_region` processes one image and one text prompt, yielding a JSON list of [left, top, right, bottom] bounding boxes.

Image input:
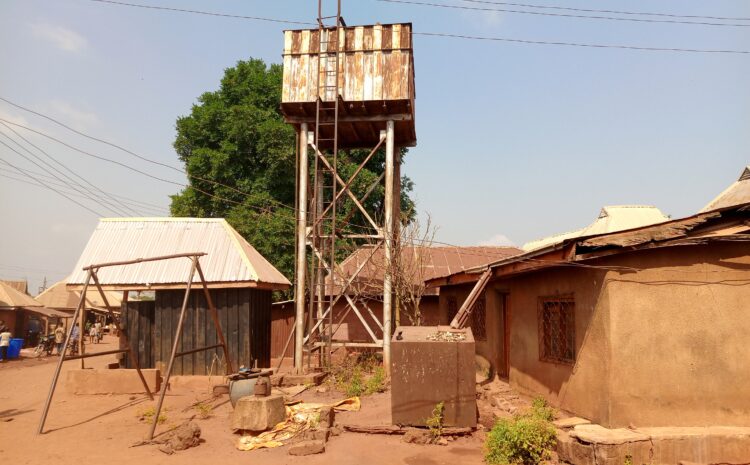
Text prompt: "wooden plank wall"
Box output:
[[270, 302, 295, 359], [123, 288, 271, 375], [122, 300, 155, 370]]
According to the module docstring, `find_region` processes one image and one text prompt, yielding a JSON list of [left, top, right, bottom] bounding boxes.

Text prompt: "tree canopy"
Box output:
[[171, 58, 415, 281]]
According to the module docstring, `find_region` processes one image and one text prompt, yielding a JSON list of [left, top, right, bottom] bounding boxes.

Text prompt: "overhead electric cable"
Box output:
[[411, 31, 750, 54], [76, 0, 750, 54], [0, 122, 139, 216], [378, 0, 750, 28], [87, 0, 316, 25], [0, 155, 106, 217], [458, 0, 750, 22]]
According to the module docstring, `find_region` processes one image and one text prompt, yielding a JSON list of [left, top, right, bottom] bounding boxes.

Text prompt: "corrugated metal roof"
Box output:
[[700, 166, 750, 213], [330, 245, 522, 294], [0, 280, 28, 295], [0, 281, 42, 308], [522, 205, 670, 252], [67, 218, 291, 290], [36, 278, 122, 310]]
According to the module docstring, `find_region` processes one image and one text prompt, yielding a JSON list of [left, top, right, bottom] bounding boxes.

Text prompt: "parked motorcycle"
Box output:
[[33, 333, 55, 357]]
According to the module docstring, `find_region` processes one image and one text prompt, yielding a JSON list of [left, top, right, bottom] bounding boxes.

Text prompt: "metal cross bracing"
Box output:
[[292, 0, 401, 375]]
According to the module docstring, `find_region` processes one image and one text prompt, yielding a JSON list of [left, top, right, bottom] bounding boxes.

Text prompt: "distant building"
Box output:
[[700, 165, 750, 212], [66, 218, 290, 374]]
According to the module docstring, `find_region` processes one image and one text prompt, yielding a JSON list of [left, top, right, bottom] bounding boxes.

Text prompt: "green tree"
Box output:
[[171, 58, 415, 281]]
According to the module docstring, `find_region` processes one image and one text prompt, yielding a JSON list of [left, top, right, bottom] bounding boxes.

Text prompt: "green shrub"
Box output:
[[485, 401, 557, 465], [364, 366, 386, 395], [425, 401, 445, 439], [344, 366, 365, 397]]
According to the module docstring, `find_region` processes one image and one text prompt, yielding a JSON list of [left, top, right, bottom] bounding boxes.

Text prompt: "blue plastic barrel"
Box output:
[[7, 338, 23, 359]]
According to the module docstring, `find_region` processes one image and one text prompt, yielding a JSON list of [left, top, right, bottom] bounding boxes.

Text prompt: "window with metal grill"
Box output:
[[470, 295, 487, 341], [538, 295, 575, 364]]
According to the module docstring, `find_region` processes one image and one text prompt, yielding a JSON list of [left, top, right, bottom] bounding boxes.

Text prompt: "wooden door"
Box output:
[[501, 294, 511, 378]]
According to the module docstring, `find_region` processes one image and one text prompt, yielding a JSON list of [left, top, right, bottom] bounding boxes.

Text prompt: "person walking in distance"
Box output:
[[0, 326, 11, 362], [54, 324, 66, 355]]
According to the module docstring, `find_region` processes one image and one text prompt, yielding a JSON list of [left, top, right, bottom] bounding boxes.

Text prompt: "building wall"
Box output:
[[604, 241, 750, 427], [123, 288, 272, 375], [443, 241, 750, 428]]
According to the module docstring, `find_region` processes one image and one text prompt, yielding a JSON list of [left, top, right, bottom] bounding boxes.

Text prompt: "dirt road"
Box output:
[[0, 336, 486, 464]]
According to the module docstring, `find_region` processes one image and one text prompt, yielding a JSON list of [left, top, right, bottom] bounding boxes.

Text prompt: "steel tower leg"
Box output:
[[294, 123, 309, 373], [383, 119, 395, 375]]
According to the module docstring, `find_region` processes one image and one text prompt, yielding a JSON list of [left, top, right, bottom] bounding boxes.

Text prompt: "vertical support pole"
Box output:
[[37, 269, 91, 434], [79, 290, 86, 369], [91, 272, 154, 400], [148, 257, 197, 440], [383, 120, 395, 375], [195, 260, 234, 374], [294, 123, 309, 374]]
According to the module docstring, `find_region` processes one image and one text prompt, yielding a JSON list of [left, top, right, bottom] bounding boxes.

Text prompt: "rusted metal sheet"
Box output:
[[391, 326, 476, 428], [66, 218, 290, 291], [579, 212, 721, 248], [282, 23, 413, 104]]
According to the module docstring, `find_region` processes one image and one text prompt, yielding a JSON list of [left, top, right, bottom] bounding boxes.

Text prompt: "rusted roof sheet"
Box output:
[[36, 278, 122, 310], [700, 166, 750, 213], [25, 306, 72, 319], [0, 280, 28, 295], [0, 281, 42, 308], [578, 212, 721, 248], [331, 245, 521, 294], [67, 218, 291, 290], [523, 205, 669, 251]]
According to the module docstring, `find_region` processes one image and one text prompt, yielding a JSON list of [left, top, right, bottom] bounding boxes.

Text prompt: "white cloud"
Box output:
[[479, 233, 516, 247], [30, 22, 87, 52], [47, 100, 99, 131]]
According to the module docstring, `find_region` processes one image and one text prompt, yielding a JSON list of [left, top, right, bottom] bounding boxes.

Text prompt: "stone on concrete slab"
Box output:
[[288, 439, 325, 456], [570, 424, 650, 445], [553, 417, 592, 429], [65, 369, 160, 395], [281, 371, 326, 387], [231, 394, 286, 432]]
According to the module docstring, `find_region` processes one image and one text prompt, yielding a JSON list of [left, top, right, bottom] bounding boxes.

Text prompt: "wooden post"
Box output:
[[91, 271, 154, 401], [195, 260, 234, 374], [37, 269, 91, 434], [148, 257, 198, 440]]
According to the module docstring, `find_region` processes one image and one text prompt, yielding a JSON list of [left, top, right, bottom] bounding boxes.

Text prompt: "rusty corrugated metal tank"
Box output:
[[280, 23, 416, 149], [391, 325, 477, 428]]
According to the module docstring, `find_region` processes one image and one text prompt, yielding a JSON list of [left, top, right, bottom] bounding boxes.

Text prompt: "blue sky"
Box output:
[[0, 0, 748, 294]]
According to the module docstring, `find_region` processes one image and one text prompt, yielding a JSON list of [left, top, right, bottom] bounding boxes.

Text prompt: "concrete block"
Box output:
[[231, 394, 286, 432], [318, 406, 335, 428], [570, 424, 650, 445], [554, 417, 592, 429], [65, 369, 160, 395], [288, 439, 325, 456], [281, 372, 326, 387], [167, 375, 226, 394]]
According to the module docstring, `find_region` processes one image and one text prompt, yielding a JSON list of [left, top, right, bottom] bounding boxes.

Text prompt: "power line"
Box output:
[[88, 0, 316, 26], [0, 165, 168, 212], [458, 0, 750, 22], [0, 171, 167, 216], [378, 0, 750, 28], [0, 122, 139, 216], [412, 31, 750, 55], [0, 156, 106, 217]]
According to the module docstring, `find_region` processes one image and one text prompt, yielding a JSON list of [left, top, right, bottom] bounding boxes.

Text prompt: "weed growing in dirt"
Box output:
[[364, 366, 386, 395], [425, 401, 445, 440], [485, 397, 557, 464], [624, 455, 633, 465], [326, 352, 388, 397], [194, 402, 213, 419], [138, 406, 168, 425]]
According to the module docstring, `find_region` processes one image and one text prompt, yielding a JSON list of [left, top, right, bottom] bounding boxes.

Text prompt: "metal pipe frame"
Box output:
[[294, 123, 309, 373]]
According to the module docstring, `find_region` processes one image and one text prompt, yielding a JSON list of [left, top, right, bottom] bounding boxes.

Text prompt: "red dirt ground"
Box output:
[[1, 335, 487, 464]]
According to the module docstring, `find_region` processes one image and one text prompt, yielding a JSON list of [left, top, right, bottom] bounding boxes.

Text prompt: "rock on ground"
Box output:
[[158, 422, 201, 455], [288, 439, 326, 456]]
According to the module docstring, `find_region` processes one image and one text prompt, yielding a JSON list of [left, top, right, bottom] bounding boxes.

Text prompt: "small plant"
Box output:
[[425, 401, 445, 440], [364, 366, 386, 395], [624, 455, 633, 465], [194, 402, 213, 419], [344, 366, 365, 397], [138, 406, 168, 425], [485, 400, 557, 465]]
